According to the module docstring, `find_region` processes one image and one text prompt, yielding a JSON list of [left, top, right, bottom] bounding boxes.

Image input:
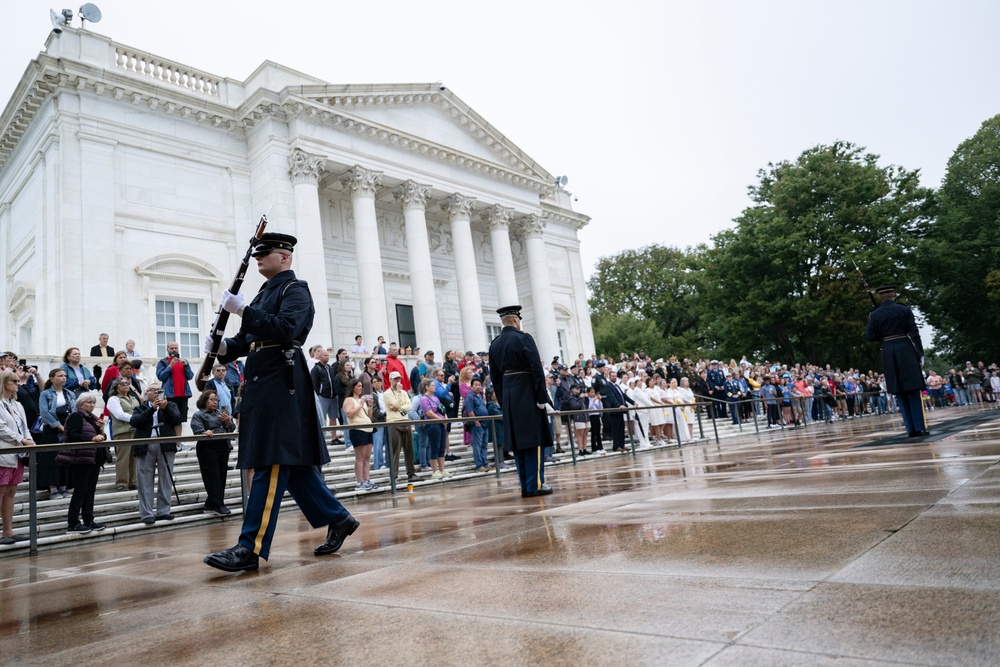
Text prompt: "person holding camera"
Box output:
[[38, 368, 74, 498], [344, 378, 378, 491], [191, 389, 236, 516], [58, 392, 109, 534], [130, 382, 181, 525], [106, 375, 141, 491], [155, 341, 193, 437]]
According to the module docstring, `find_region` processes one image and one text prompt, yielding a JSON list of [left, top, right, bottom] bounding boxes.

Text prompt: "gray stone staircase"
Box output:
[[0, 413, 757, 556]]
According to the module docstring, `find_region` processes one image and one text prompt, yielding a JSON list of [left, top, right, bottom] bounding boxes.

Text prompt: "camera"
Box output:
[[169, 351, 180, 359]]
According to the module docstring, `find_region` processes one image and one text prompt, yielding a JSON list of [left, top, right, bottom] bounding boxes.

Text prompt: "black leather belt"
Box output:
[[883, 335, 909, 341]]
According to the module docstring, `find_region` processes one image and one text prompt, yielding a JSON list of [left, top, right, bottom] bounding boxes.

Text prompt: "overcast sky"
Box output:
[[3, 0, 999, 281]]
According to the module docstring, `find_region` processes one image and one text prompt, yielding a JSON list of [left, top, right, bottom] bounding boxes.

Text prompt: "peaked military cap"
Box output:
[[496, 304, 522, 318], [875, 285, 896, 295], [251, 233, 297, 257]]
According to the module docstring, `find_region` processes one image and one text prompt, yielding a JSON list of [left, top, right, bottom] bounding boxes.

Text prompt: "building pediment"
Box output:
[[276, 85, 557, 194]]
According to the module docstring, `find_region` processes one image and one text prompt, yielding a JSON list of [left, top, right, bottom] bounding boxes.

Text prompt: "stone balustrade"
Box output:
[[113, 47, 221, 97]]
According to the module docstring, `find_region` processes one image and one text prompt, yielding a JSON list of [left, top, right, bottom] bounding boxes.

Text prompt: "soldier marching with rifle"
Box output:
[[201, 215, 359, 573]]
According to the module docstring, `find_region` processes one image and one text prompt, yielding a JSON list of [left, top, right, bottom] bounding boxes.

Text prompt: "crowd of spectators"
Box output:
[[2, 333, 998, 543]]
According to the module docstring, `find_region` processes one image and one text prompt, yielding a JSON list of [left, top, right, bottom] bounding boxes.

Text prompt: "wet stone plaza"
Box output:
[[3, 406, 1000, 666]]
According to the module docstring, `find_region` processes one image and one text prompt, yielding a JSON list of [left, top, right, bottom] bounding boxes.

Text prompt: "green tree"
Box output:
[[703, 141, 933, 367], [587, 244, 707, 357], [915, 114, 1000, 360]]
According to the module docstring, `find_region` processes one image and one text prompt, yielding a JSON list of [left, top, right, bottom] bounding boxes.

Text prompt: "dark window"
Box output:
[[396, 304, 417, 350]]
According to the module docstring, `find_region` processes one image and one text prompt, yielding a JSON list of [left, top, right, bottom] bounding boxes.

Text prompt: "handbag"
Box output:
[[30, 416, 44, 435]]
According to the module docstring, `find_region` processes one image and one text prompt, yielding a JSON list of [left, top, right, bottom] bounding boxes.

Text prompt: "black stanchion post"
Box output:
[[388, 423, 398, 496], [752, 398, 760, 436], [28, 449, 37, 556], [626, 407, 637, 455], [711, 400, 720, 444], [671, 405, 681, 446], [565, 414, 577, 465], [697, 403, 705, 440], [490, 419, 502, 479]]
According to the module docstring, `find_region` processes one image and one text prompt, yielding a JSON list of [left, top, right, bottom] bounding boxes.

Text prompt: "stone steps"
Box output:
[[0, 416, 750, 555]]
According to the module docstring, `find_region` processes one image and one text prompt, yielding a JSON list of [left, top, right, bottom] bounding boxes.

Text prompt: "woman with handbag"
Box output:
[[58, 392, 108, 534], [191, 389, 236, 516], [418, 379, 449, 479], [1, 370, 35, 545], [38, 368, 74, 498], [106, 376, 141, 491]]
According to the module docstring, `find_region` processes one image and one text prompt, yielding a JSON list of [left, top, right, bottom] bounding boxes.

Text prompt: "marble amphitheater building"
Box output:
[[0, 28, 594, 363]]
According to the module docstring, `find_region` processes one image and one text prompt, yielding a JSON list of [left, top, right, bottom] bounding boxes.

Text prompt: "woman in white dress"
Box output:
[[663, 378, 683, 444], [678, 377, 697, 441], [645, 376, 666, 443], [625, 377, 651, 447]]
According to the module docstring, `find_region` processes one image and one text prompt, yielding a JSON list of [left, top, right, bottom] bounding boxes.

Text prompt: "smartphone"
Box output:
[[156, 390, 165, 401], [221, 406, 230, 415]]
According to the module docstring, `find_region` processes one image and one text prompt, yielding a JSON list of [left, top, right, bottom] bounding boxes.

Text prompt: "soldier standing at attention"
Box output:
[[865, 285, 929, 438], [488, 305, 554, 497], [203, 233, 360, 573]]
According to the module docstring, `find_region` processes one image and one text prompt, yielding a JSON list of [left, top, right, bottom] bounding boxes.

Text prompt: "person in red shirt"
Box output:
[[382, 343, 410, 393]]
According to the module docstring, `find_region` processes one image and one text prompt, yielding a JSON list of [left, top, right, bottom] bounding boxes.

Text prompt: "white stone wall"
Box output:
[[0, 29, 595, 360]]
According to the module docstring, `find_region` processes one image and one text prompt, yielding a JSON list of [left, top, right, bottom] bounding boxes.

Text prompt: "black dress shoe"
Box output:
[[521, 486, 554, 498], [917, 430, 930, 437], [204, 544, 259, 572], [314, 515, 360, 556]]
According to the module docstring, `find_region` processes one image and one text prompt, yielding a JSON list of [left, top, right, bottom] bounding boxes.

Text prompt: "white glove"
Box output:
[[536, 403, 547, 410], [220, 289, 246, 316], [204, 334, 227, 357]]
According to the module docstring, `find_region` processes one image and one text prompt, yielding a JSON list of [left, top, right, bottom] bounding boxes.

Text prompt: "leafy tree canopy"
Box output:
[[914, 114, 1000, 360], [701, 141, 934, 367]]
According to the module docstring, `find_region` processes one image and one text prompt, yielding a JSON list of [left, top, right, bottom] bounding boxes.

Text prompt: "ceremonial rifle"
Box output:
[[196, 201, 274, 391], [852, 260, 879, 309]]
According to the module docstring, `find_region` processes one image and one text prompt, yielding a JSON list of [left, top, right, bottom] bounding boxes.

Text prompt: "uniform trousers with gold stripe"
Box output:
[[512, 447, 545, 494], [239, 464, 350, 560]]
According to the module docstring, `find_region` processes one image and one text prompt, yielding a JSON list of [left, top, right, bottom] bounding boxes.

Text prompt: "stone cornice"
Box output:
[[0, 43, 560, 199], [288, 148, 326, 184], [540, 202, 591, 230]]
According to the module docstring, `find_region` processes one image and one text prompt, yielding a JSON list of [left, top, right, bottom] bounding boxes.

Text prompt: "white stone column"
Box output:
[[394, 180, 442, 355], [521, 215, 560, 362], [440, 193, 486, 353], [341, 166, 390, 347], [567, 244, 596, 356], [483, 205, 519, 307], [288, 148, 333, 345]]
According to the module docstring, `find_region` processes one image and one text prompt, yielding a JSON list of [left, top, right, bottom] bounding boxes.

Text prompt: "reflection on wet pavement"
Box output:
[[3, 406, 1000, 665]]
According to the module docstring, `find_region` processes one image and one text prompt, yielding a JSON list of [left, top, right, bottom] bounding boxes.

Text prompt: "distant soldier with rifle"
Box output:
[[864, 282, 929, 438], [202, 231, 359, 573]]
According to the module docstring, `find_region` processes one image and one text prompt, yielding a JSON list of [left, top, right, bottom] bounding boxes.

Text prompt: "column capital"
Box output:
[[519, 214, 547, 238], [481, 204, 514, 232], [440, 193, 477, 221], [341, 165, 383, 199], [288, 148, 326, 185], [393, 180, 431, 210]]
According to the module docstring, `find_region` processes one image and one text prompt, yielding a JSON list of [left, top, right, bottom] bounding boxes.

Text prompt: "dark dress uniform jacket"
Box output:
[[219, 270, 329, 469], [865, 300, 926, 395], [488, 326, 553, 452]]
